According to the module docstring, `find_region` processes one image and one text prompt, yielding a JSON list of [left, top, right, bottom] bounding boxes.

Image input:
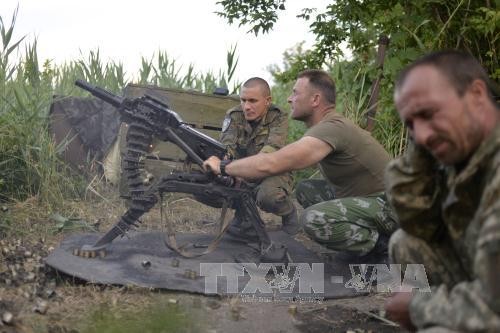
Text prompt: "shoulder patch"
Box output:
[[222, 116, 231, 132]]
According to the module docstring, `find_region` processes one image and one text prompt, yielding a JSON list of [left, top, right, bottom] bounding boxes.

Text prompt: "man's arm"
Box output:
[[406, 201, 500, 331], [386, 151, 500, 331], [385, 141, 445, 241], [219, 109, 240, 158], [204, 136, 332, 180]]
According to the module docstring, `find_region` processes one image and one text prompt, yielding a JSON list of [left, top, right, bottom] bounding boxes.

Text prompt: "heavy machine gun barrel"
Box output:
[[75, 80, 227, 166], [75, 79, 125, 107]]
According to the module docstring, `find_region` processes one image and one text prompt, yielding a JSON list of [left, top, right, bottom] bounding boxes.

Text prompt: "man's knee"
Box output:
[[295, 179, 335, 208], [255, 186, 292, 215], [388, 229, 404, 260], [389, 229, 420, 264], [389, 229, 461, 286], [300, 205, 378, 256], [299, 202, 338, 234], [300, 206, 322, 235]]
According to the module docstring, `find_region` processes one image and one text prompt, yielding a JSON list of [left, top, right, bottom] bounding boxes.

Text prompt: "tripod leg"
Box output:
[[238, 194, 288, 263]]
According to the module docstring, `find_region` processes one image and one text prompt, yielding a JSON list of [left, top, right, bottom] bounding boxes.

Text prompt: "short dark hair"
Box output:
[[297, 69, 336, 104], [242, 77, 271, 96], [396, 50, 497, 102]]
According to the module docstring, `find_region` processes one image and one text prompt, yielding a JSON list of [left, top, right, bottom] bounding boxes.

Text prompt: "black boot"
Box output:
[[226, 216, 259, 243], [336, 233, 390, 263], [370, 233, 390, 256]]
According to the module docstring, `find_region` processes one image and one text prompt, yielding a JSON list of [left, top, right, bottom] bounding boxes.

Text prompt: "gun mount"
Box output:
[[73, 80, 288, 263]]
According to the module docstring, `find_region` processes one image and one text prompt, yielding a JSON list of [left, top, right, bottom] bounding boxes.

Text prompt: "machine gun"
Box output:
[[75, 80, 227, 166], [73, 80, 287, 262]]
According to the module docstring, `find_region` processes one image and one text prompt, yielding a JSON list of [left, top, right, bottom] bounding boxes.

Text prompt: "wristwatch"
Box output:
[[220, 160, 232, 176]]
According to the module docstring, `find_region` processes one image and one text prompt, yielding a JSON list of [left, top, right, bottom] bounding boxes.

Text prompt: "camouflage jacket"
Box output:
[[385, 126, 500, 331], [220, 104, 288, 159]]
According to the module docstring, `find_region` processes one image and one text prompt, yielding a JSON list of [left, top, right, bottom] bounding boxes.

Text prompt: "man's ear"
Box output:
[[312, 93, 321, 107], [266, 96, 272, 105], [467, 79, 488, 102]]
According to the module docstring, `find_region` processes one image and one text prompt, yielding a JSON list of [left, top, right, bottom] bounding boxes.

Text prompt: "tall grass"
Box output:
[[1, 12, 85, 207], [137, 44, 240, 94], [0, 9, 240, 210], [328, 58, 407, 157], [1, 6, 406, 212]]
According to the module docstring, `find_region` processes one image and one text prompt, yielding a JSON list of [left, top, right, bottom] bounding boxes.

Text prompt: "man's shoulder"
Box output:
[[226, 105, 243, 117], [467, 126, 500, 172], [323, 112, 363, 128], [487, 125, 500, 156], [225, 106, 247, 125], [268, 104, 285, 113], [314, 113, 375, 138], [306, 112, 349, 133], [264, 104, 286, 122]]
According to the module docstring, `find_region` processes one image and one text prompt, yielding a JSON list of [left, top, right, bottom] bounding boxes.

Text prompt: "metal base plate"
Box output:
[[45, 231, 385, 299]]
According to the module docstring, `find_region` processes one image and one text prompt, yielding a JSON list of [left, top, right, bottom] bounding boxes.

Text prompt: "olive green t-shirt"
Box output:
[[304, 112, 391, 198]]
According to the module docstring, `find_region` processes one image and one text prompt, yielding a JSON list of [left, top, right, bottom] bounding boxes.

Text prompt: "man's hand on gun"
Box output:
[[203, 156, 222, 175], [203, 156, 244, 188]]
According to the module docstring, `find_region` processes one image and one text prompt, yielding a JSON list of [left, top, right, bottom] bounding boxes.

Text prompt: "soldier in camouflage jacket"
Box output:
[[220, 77, 297, 235], [384, 51, 500, 332]]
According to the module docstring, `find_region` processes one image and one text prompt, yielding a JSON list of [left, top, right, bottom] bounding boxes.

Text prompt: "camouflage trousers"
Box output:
[[295, 179, 397, 256]]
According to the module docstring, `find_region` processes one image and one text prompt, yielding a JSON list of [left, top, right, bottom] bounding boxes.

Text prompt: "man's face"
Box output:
[[395, 65, 483, 165], [288, 77, 315, 121], [239, 85, 271, 122]]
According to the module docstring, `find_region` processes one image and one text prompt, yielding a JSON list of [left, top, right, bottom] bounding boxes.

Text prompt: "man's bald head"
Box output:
[[239, 77, 272, 122], [243, 77, 271, 97]]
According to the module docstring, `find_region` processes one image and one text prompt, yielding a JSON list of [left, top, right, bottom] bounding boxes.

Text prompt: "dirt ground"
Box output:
[[0, 188, 402, 333]]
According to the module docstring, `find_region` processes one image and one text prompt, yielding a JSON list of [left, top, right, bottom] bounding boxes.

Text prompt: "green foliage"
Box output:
[[1, 25, 86, 206], [0, 206, 13, 236], [137, 44, 240, 94], [267, 42, 325, 83], [216, 0, 286, 35], [309, 0, 498, 78], [217, 0, 499, 79], [49, 212, 96, 234], [0, 8, 241, 208], [0, 6, 25, 83], [80, 302, 196, 333], [217, 0, 499, 160]]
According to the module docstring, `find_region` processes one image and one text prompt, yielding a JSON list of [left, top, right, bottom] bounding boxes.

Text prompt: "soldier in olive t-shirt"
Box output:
[[295, 112, 397, 256], [304, 111, 389, 198]]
